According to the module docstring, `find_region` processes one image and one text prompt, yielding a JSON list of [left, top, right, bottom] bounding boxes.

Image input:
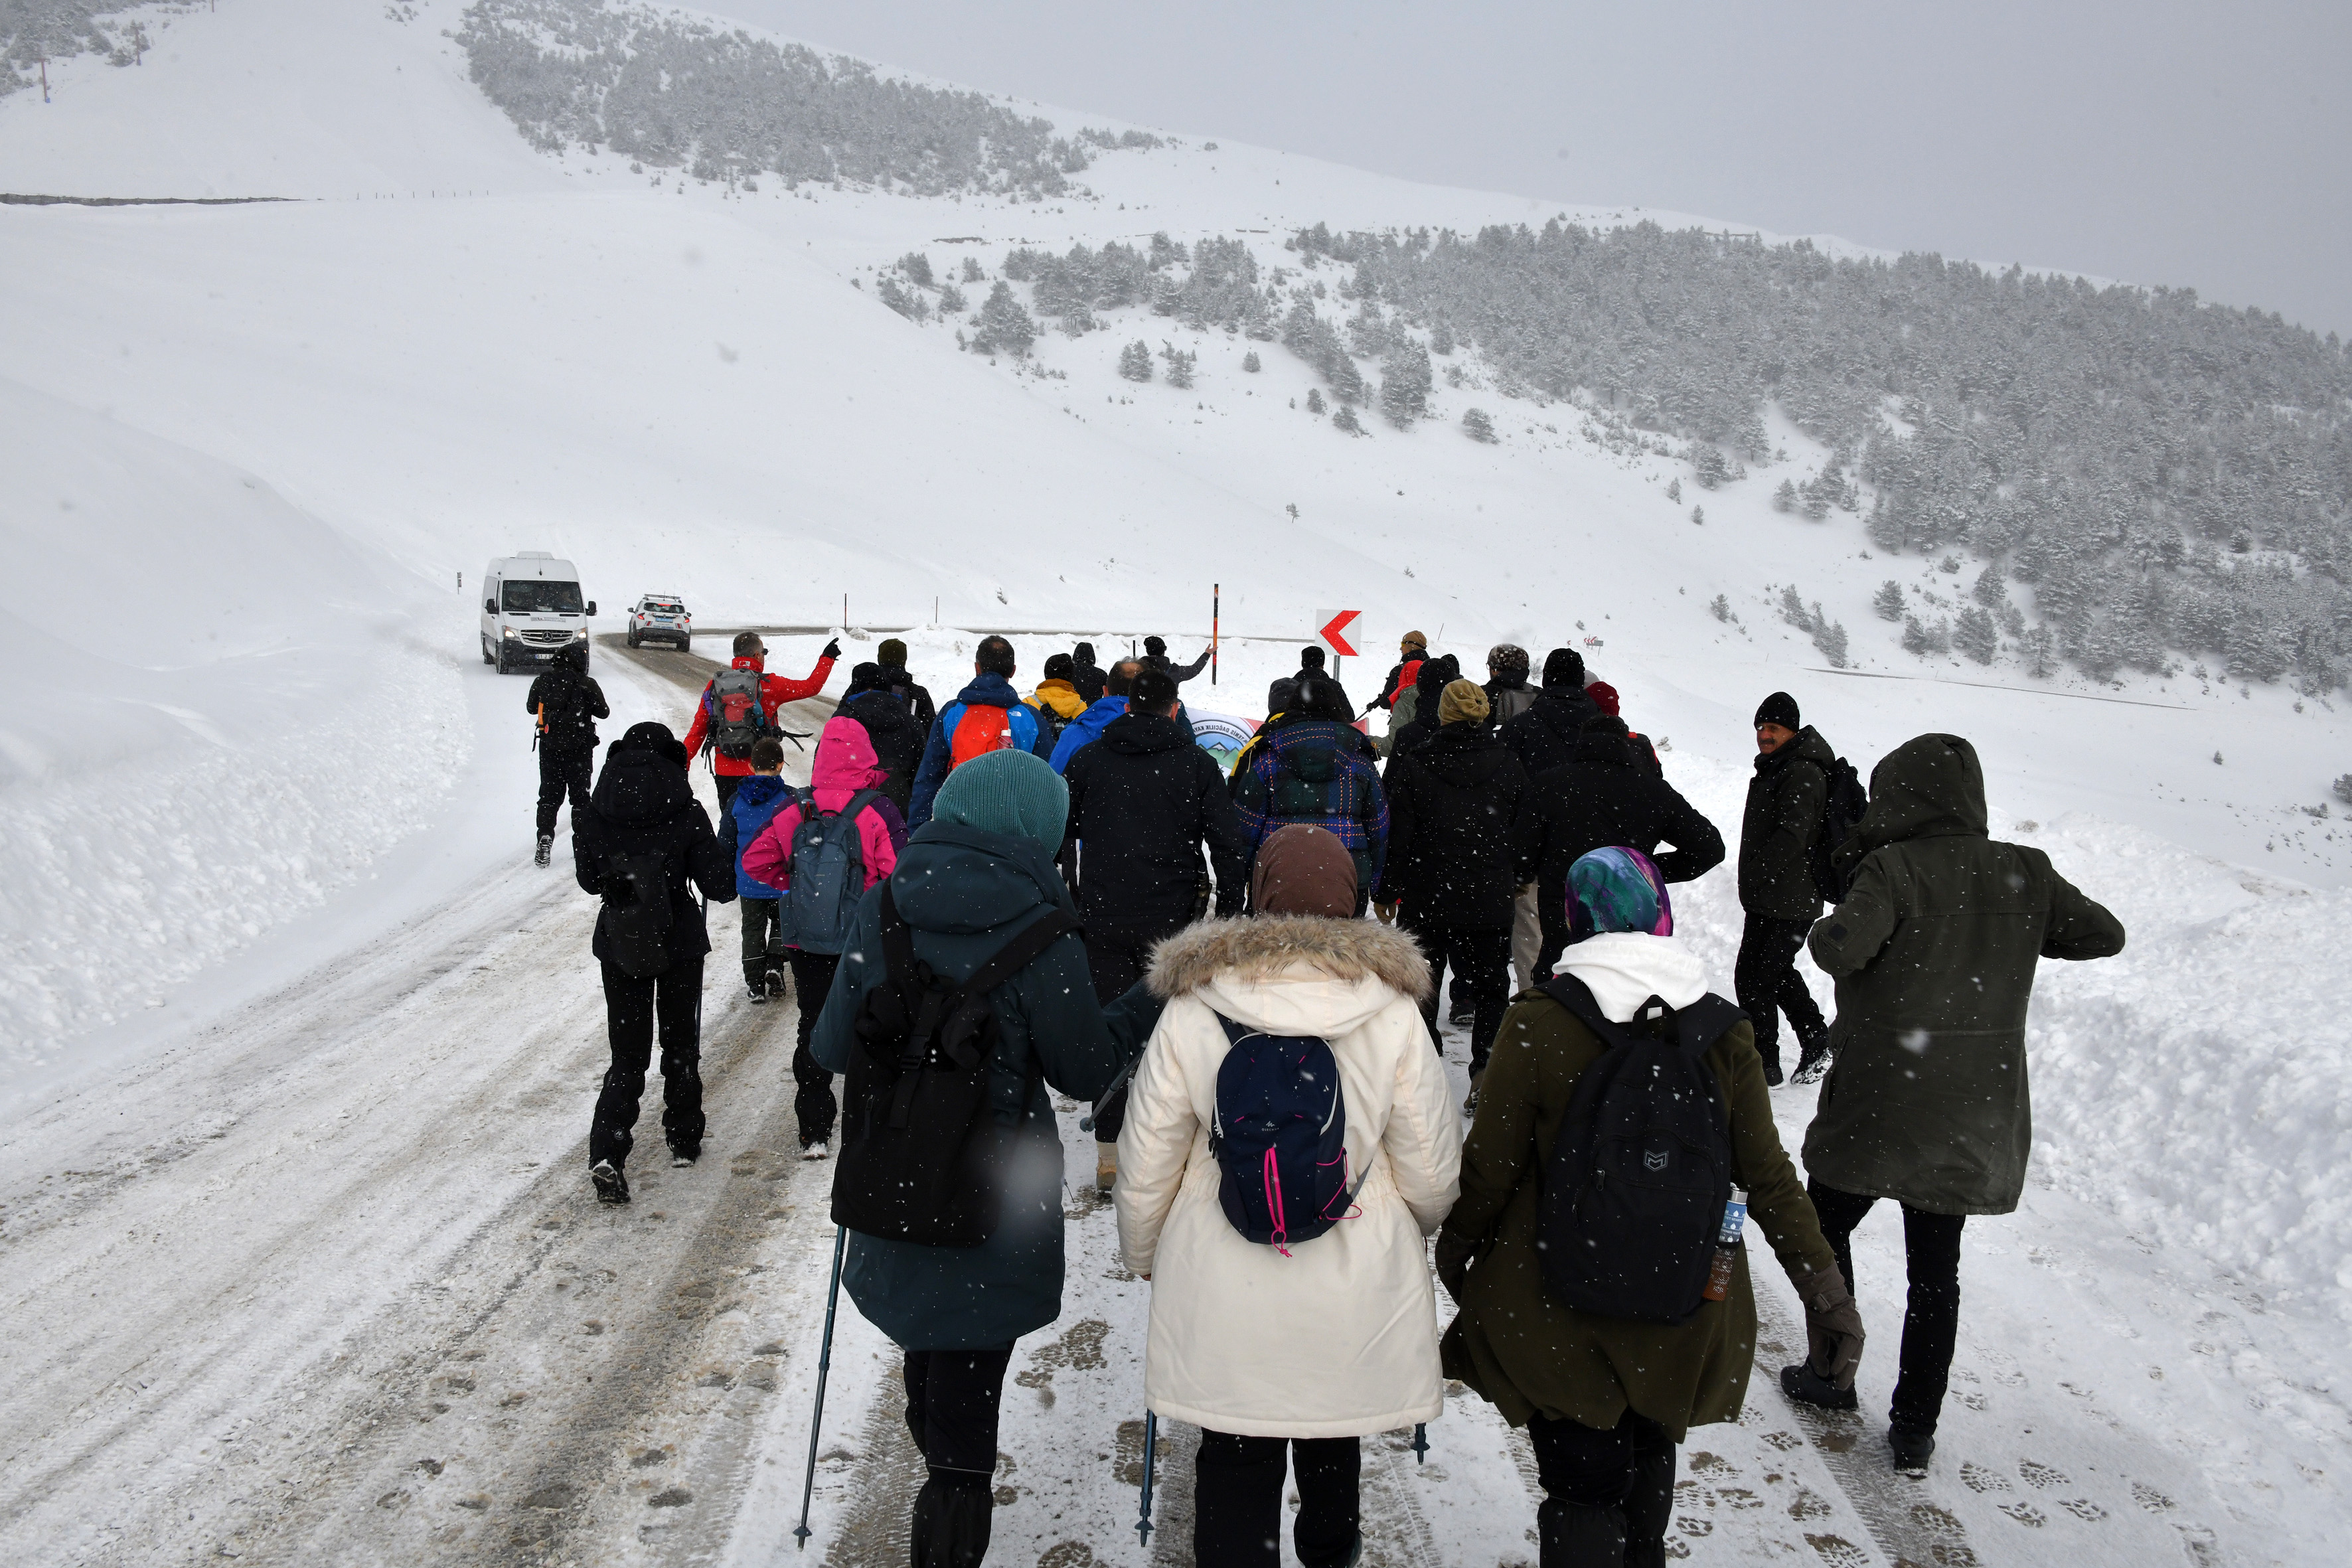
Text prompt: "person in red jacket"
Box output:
[[682, 631, 840, 813]]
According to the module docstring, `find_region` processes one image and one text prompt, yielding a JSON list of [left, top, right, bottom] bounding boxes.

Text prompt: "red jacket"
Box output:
[[682, 654, 837, 777]]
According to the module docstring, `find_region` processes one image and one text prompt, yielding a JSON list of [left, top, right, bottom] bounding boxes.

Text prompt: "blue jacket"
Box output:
[[728, 773, 797, 900], [906, 672, 1056, 828], [811, 822, 1163, 1348], [1048, 695, 1129, 773]]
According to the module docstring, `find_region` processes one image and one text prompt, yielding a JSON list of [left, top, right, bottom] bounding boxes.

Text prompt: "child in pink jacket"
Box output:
[[743, 714, 907, 1154]]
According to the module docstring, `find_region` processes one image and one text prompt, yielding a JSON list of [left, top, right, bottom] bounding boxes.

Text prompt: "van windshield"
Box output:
[[503, 580, 584, 615]]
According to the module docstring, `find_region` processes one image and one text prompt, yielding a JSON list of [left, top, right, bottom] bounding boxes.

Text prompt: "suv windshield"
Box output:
[[644, 601, 683, 615], [503, 580, 584, 615]]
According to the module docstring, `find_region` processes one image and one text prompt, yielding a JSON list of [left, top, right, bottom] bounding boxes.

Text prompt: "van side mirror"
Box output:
[[483, 598, 496, 614], [585, 601, 597, 617]]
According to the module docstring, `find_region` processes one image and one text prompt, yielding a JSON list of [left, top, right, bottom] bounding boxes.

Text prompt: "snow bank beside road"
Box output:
[[0, 380, 465, 1073]]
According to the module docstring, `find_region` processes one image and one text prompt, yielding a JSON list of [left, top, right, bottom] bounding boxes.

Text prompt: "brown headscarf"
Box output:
[[1249, 824, 1358, 917]]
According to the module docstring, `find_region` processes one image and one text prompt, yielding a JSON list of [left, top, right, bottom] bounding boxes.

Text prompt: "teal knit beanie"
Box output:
[[931, 749, 1069, 850]]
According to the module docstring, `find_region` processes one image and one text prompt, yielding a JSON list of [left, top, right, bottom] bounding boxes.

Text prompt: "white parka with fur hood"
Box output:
[[1115, 915, 1462, 1438]]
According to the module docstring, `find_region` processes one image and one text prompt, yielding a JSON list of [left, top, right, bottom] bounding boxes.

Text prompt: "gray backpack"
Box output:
[[777, 790, 883, 956]]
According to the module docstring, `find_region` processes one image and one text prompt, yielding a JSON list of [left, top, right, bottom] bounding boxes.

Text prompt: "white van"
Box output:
[[481, 552, 596, 674]]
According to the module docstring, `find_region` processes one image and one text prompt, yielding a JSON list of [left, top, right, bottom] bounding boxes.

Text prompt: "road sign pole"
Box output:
[[1212, 584, 1219, 686]]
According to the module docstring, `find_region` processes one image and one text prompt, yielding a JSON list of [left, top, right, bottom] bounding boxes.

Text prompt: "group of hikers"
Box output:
[[526, 623, 2126, 1567]]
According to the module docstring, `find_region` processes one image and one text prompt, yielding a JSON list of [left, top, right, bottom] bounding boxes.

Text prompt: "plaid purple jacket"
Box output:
[[1231, 718, 1390, 888]]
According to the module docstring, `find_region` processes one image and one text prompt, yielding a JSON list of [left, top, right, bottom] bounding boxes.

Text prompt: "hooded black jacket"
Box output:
[[1384, 655, 1462, 768], [868, 662, 937, 730], [1498, 684, 1600, 779], [840, 663, 930, 817], [526, 647, 607, 751], [1739, 724, 1838, 920], [574, 723, 736, 969], [1379, 722, 1534, 925], [1070, 643, 1108, 703], [1063, 712, 1253, 927], [1524, 726, 1725, 917]]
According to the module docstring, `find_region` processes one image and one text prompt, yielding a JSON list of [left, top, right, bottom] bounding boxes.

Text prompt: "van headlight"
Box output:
[[502, 627, 518, 639]]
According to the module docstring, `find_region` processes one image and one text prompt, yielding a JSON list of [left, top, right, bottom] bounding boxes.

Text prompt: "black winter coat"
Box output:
[[1063, 712, 1253, 927], [574, 730, 736, 970], [840, 670, 931, 818], [870, 663, 937, 730], [1739, 726, 1838, 921], [1384, 656, 1462, 769], [1379, 723, 1534, 926], [526, 666, 608, 751], [1499, 686, 1600, 779], [1524, 730, 1725, 917]]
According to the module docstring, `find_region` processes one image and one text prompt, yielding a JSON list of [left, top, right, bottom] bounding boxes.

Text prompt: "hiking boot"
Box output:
[[1761, 1054, 1786, 1087], [1462, 1071, 1484, 1115], [800, 1139, 830, 1162], [745, 982, 769, 1005], [1095, 1141, 1118, 1192], [1791, 1036, 1834, 1084], [1889, 1423, 1936, 1476], [590, 1159, 630, 1206], [765, 965, 789, 999], [534, 834, 553, 868], [669, 1144, 699, 1168], [1779, 1361, 1858, 1412], [1449, 998, 1476, 1027]]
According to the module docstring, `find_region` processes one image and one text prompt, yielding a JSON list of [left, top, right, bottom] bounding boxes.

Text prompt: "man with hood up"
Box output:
[[838, 663, 930, 819], [1735, 691, 1838, 1085], [1783, 733, 2123, 1477], [1498, 648, 1599, 779], [573, 722, 737, 1205], [526, 640, 608, 866]]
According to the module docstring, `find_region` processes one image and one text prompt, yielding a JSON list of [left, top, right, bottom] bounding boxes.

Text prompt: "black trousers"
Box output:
[[1526, 1407, 1676, 1568], [1194, 1431, 1360, 1568], [787, 949, 841, 1146], [536, 744, 593, 837], [740, 897, 784, 990], [1733, 913, 1828, 1065], [902, 1343, 1016, 1478], [1081, 915, 1185, 1141], [1810, 1180, 1966, 1434], [1403, 917, 1510, 1075], [714, 772, 742, 817], [589, 957, 704, 1168]]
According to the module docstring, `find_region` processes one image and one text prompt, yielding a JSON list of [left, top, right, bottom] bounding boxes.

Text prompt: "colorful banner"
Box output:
[[1186, 707, 1261, 775]]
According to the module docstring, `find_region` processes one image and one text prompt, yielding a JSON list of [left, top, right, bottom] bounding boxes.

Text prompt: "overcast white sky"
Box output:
[[712, 0, 2352, 337]]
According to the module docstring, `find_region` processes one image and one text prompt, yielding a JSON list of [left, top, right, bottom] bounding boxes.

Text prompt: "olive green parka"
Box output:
[[1438, 943, 1842, 1441], [1802, 734, 2126, 1216]]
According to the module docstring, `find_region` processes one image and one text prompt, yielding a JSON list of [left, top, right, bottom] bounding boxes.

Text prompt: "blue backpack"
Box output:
[[1209, 1015, 1364, 1255], [775, 789, 882, 957]]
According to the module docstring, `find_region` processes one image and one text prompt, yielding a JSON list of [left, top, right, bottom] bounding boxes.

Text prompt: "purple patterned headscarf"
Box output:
[[1565, 846, 1674, 944]]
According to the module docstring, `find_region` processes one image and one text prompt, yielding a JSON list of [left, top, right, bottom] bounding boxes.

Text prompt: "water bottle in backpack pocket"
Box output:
[[1534, 974, 1746, 1324], [776, 789, 880, 957], [600, 851, 676, 979], [1208, 1015, 1366, 1257]]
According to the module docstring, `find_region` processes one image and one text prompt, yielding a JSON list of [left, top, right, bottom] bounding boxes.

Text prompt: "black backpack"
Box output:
[[1810, 757, 1870, 903], [834, 886, 1077, 1247], [1535, 973, 1745, 1325], [600, 851, 675, 979]]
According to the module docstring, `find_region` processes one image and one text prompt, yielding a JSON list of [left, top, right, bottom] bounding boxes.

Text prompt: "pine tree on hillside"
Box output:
[[2020, 623, 2057, 678], [900, 252, 934, 287], [1429, 321, 1456, 356], [1872, 581, 1906, 621], [1954, 605, 1999, 665], [1666, 479, 1682, 503], [1332, 404, 1366, 435], [1306, 388, 1327, 414], [1691, 505, 1705, 526], [1774, 478, 1798, 513], [937, 281, 968, 313], [1161, 342, 1196, 388], [1242, 350, 1261, 372], [1119, 340, 1153, 382], [1379, 339, 1433, 426], [971, 281, 1036, 356], [1462, 408, 1497, 443], [961, 256, 984, 283]]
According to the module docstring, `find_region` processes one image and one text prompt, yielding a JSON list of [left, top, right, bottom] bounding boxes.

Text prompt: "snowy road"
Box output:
[[3, 635, 2343, 1567]]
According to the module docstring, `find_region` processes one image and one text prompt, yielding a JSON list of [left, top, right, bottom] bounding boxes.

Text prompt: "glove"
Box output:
[[1373, 901, 1399, 925], [1793, 1267, 1865, 1390], [821, 638, 842, 661], [1434, 1229, 1479, 1304]]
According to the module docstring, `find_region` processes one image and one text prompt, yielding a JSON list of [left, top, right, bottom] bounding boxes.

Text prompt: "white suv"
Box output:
[[627, 595, 692, 651]]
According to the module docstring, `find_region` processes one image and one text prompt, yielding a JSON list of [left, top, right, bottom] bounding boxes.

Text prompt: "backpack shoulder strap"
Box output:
[[1212, 1012, 1256, 1048], [952, 909, 1078, 1006], [1671, 992, 1749, 1056], [842, 788, 882, 826], [1537, 973, 1640, 1051], [874, 880, 917, 991]]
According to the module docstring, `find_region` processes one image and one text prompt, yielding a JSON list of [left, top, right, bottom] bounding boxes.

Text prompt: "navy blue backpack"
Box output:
[[1209, 1015, 1364, 1255]]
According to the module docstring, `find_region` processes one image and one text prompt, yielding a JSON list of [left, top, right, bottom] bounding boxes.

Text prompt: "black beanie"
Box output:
[[1144, 635, 1167, 657], [1541, 648, 1585, 690], [1755, 690, 1801, 730], [615, 720, 688, 770], [1299, 645, 1326, 669]]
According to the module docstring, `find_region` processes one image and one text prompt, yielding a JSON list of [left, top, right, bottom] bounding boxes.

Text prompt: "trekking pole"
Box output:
[[793, 1224, 849, 1549], [1411, 1422, 1429, 1464], [1135, 1409, 1158, 1547], [1077, 1044, 1146, 1133]]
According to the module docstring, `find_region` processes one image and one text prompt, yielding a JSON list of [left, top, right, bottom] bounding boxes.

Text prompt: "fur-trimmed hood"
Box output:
[[1149, 915, 1431, 1003]]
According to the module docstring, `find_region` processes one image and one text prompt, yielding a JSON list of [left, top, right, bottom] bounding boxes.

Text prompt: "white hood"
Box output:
[[1557, 932, 1709, 1022]]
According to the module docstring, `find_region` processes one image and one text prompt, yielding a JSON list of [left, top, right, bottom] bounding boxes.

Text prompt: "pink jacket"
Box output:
[[743, 716, 902, 894]]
